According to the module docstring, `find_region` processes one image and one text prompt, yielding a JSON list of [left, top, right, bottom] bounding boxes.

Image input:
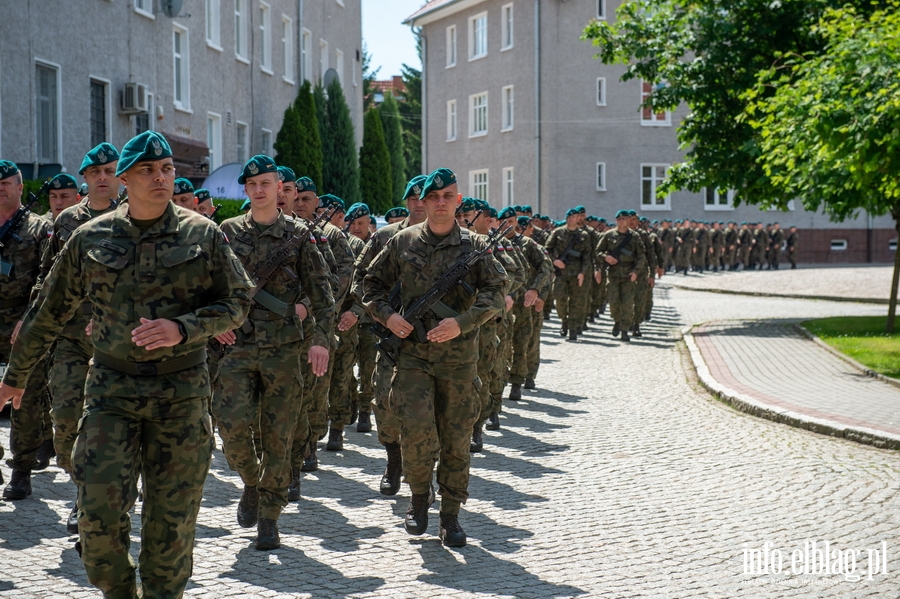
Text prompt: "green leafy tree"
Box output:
[[378, 93, 407, 203], [322, 78, 360, 204], [359, 109, 393, 214], [744, 3, 900, 330]]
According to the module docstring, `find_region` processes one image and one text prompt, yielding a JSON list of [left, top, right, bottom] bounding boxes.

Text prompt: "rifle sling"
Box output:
[[254, 288, 292, 317]]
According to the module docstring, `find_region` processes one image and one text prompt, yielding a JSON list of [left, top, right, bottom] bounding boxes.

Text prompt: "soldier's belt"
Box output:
[[0, 296, 28, 309], [93, 348, 207, 377], [249, 308, 292, 321]]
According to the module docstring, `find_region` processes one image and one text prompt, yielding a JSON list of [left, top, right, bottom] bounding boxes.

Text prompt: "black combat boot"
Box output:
[[589, 314, 595, 323], [612, 323, 620, 337], [621, 330, 631, 342], [633, 325, 643, 338], [599, 304, 606, 314], [255, 518, 280, 551], [543, 312, 550, 321], [67, 504, 79, 535], [325, 426, 343, 451], [470, 425, 483, 453], [288, 467, 302, 501], [404, 487, 435, 535], [237, 485, 259, 528], [301, 442, 318, 472], [524, 378, 536, 390], [439, 513, 467, 548], [508, 383, 522, 401], [2, 468, 32, 500], [568, 328, 578, 341], [356, 410, 372, 433], [486, 412, 500, 430], [380, 443, 403, 496], [32, 439, 56, 471], [559, 322, 568, 337]]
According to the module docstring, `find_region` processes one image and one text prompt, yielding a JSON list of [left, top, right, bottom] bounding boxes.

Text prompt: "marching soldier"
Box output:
[[172, 177, 196, 210], [596, 210, 647, 342], [546, 208, 592, 341], [787, 226, 799, 269], [47, 174, 82, 220]]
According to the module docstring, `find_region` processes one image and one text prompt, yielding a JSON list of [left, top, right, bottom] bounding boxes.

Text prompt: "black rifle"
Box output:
[[463, 209, 485, 230], [206, 204, 220, 221], [608, 232, 635, 261], [553, 232, 579, 275], [372, 225, 512, 367]]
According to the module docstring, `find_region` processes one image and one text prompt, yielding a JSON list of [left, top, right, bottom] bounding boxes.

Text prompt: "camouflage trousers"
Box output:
[[307, 320, 338, 441], [327, 327, 359, 430], [3, 344, 51, 470], [509, 303, 535, 385], [389, 355, 481, 516], [214, 342, 303, 521], [607, 276, 638, 330], [489, 311, 513, 413], [372, 354, 402, 446], [526, 305, 543, 380], [476, 318, 500, 423], [72, 384, 211, 599], [48, 336, 92, 477], [290, 319, 317, 469], [591, 271, 606, 315], [554, 275, 587, 329], [675, 245, 691, 271], [634, 277, 652, 325], [357, 324, 378, 414]]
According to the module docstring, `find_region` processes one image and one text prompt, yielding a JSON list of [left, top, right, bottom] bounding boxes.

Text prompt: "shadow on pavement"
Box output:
[[280, 497, 386, 553], [43, 541, 92, 588], [468, 473, 549, 512]]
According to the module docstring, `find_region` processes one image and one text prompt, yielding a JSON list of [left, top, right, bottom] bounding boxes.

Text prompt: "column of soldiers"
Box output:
[[661, 219, 799, 272]]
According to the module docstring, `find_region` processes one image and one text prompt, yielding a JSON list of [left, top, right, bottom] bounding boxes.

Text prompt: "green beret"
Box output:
[[369, 216, 377, 225], [575, 205, 586, 215], [0, 160, 19, 180], [457, 197, 476, 213], [498, 207, 516, 220], [516, 216, 531, 228], [520, 205, 533, 214], [79, 183, 88, 196], [296, 176, 316, 193], [345, 202, 370, 222], [241, 199, 251, 211], [49, 173, 78, 191], [238, 154, 278, 184], [533, 213, 542, 219], [421, 168, 457, 198], [598, 218, 607, 223], [319, 194, 345, 211], [173, 178, 194, 195], [472, 199, 490, 211], [615, 209, 630, 219], [384, 207, 409, 219], [79, 142, 120, 175], [639, 217, 649, 223], [277, 166, 296, 183], [512, 205, 523, 212], [566, 208, 578, 218], [586, 215, 598, 223], [403, 175, 427, 201], [555, 220, 565, 227], [627, 210, 638, 217], [488, 207, 499, 219], [116, 132, 171, 176], [195, 188, 211, 203]]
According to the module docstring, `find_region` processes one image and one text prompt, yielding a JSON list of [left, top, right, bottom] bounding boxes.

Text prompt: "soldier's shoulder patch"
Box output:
[[309, 236, 317, 244], [320, 236, 328, 243]]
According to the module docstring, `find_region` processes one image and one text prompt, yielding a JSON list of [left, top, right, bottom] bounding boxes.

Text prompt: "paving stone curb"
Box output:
[[682, 323, 900, 451], [667, 283, 888, 305], [791, 323, 900, 391]]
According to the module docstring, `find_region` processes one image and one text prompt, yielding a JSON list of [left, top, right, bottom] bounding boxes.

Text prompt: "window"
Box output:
[[235, 0, 248, 62], [501, 85, 514, 131], [134, 0, 154, 19], [641, 165, 670, 210], [596, 163, 606, 191], [35, 63, 60, 163], [501, 4, 514, 50], [470, 170, 489, 202], [596, 77, 607, 106], [641, 80, 670, 126], [173, 25, 191, 110], [282, 16, 294, 83], [446, 25, 457, 68], [320, 39, 329, 79], [336, 49, 344, 84], [889, 239, 897, 252], [89, 79, 109, 148], [830, 239, 847, 251], [260, 2, 272, 73], [468, 12, 487, 60], [469, 92, 488, 137], [446, 100, 457, 141], [261, 128, 273, 156], [135, 93, 154, 135], [597, 0, 607, 19], [502, 167, 514, 207], [236, 122, 249, 163], [301, 29, 312, 82], [206, 0, 221, 49], [207, 113, 222, 172], [704, 188, 733, 210]]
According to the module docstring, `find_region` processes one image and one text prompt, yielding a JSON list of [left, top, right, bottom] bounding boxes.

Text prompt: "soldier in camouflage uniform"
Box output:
[[213, 156, 334, 550], [629, 214, 655, 337], [363, 168, 506, 547], [0, 161, 52, 500], [171, 177, 196, 211], [1, 132, 254, 599], [546, 208, 592, 340], [47, 173, 83, 220], [596, 210, 647, 342], [724, 221, 739, 270], [385, 206, 409, 224], [738, 222, 753, 269]]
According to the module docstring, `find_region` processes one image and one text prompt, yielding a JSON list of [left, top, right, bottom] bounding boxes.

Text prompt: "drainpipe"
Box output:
[[419, 28, 427, 174], [534, 0, 542, 215], [298, 0, 304, 84]]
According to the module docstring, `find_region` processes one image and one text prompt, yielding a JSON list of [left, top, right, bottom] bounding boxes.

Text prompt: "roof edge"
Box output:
[[404, 0, 486, 27]]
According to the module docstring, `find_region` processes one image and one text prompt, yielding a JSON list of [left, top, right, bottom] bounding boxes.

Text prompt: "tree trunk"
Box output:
[[888, 217, 900, 333]]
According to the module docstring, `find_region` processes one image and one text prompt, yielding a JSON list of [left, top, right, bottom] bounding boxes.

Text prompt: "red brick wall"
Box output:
[[796, 228, 896, 263]]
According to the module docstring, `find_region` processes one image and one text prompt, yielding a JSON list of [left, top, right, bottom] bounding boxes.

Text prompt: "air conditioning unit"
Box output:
[[121, 83, 149, 114]]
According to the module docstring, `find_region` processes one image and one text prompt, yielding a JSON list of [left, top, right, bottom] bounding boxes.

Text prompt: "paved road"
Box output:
[[0, 282, 897, 598]]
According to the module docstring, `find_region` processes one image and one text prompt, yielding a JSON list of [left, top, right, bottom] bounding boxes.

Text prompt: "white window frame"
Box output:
[[469, 91, 488, 138], [235, 0, 249, 63], [301, 29, 313, 82], [596, 77, 607, 106], [446, 99, 457, 142], [320, 39, 329, 80], [134, 0, 155, 20], [236, 121, 249, 163], [260, 2, 273, 74], [830, 239, 848, 251], [502, 167, 514, 207], [89, 76, 112, 148], [336, 0, 345, 5], [501, 85, 514, 132], [261, 128, 273, 156], [596, 162, 606, 192], [597, 0, 607, 19], [501, 4, 514, 51], [336, 49, 344, 84], [704, 188, 734, 211], [35, 59, 62, 164], [468, 12, 488, 61], [173, 24, 191, 112], [641, 80, 670, 126], [282, 15, 294, 84], [207, 112, 223, 172], [446, 25, 457, 68], [470, 169, 489, 202], [641, 164, 671, 210], [206, 0, 222, 51]]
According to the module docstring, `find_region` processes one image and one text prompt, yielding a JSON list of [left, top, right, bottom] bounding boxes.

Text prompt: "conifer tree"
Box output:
[[359, 108, 393, 214], [322, 78, 360, 204], [378, 93, 407, 204]]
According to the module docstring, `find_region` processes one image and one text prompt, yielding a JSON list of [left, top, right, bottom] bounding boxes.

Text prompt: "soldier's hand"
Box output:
[[387, 313, 414, 339], [426, 318, 461, 343], [0, 383, 25, 411], [505, 295, 514, 312], [604, 255, 618, 265], [594, 271, 602, 285], [577, 273, 584, 287], [132, 318, 183, 350], [295, 303, 308, 321], [338, 311, 359, 331], [10, 320, 23, 345], [523, 289, 539, 307], [85, 318, 93, 337], [656, 268, 664, 278], [534, 298, 545, 312], [552, 259, 567, 270], [649, 277, 655, 288], [630, 272, 638, 283], [215, 330, 237, 345], [308, 345, 329, 377]]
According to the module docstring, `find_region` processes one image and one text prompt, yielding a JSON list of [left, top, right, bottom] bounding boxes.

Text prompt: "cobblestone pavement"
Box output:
[[667, 265, 892, 302], [0, 280, 897, 598]]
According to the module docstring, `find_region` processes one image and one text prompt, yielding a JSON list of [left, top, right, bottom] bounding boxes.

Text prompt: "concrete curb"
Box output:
[[792, 323, 900, 391], [667, 283, 888, 305], [682, 324, 900, 451]]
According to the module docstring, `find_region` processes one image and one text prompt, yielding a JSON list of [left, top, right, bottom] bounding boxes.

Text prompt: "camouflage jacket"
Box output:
[[321, 221, 355, 306], [3, 202, 254, 396], [495, 236, 525, 297], [342, 233, 367, 318], [530, 227, 550, 246], [221, 211, 334, 349], [545, 227, 592, 278], [363, 222, 507, 366], [511, 234, 553, 299], [595, 228, 647, 279], [0, 210, 51, 333], [649, 231, 664, 271], [351, 219, 409, 324]]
